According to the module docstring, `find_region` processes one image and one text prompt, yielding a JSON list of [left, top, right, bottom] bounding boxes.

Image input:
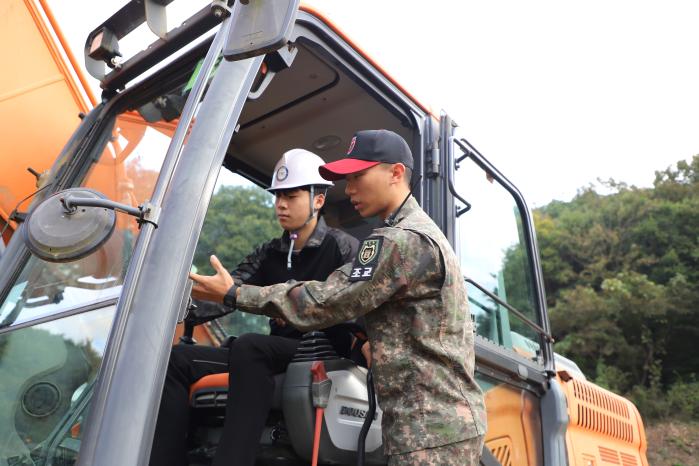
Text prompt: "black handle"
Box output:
[[357, 368, 376, 466], [179, 320, 196, 345]]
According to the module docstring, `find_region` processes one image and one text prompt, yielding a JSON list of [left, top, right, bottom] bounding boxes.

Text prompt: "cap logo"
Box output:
[[347, 136, 357, 155], [276, 166, 289, 181]]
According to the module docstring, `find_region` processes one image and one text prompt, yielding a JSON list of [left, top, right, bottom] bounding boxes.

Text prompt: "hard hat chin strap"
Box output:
[[305, 185, 317, 226], [287, 232, 298, 270], [287, 186, 321, 270]]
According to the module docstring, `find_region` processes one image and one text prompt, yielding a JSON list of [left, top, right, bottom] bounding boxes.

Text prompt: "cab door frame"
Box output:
[[435, 113, 569, 465]]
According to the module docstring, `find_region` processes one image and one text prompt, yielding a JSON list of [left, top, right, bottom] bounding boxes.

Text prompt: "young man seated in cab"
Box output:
[[150, 149, 359, 466]]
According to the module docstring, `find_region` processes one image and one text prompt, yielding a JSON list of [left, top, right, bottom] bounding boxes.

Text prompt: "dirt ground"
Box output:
[[645, 421, 699, 466]]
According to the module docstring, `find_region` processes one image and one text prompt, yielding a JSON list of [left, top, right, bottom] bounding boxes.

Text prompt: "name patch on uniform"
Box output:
[[349, 237, 382, 281]]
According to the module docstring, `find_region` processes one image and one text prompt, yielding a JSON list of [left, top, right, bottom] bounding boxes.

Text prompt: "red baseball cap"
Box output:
[[319, 129, 413, 181]]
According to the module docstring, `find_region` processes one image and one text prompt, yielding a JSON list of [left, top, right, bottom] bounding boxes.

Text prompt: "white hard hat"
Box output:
[[268, 149, 334, 192]]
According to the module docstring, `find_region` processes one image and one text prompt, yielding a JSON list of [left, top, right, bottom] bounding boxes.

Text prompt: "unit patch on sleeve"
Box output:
[[349, 237, 383, 282]]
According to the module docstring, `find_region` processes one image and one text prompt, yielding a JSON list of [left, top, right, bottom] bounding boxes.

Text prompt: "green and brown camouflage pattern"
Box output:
[[388, 435, 484, 466], [237, 197, 487, 455]]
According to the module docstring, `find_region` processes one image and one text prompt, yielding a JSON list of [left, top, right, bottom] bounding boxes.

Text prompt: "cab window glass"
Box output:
[[0, 76, 198, 329], [194, 169, 279, 337], [0, 307, 114, 465], [454, 156, 542, 362]]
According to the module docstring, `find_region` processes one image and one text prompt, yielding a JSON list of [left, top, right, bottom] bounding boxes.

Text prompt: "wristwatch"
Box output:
[[223, 279, 241, 309]]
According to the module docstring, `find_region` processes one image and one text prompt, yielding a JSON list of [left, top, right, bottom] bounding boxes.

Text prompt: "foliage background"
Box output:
[[193, 185, 280, 276], [193, 185, 280, 335], [537, 156, 699, 422]]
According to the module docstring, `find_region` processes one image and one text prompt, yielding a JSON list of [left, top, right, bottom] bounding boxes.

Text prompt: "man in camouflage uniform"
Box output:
[[191, 129, 487, 465]]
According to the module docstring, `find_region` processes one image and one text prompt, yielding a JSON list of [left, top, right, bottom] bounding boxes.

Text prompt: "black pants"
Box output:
[[150, 334, 300, 466]]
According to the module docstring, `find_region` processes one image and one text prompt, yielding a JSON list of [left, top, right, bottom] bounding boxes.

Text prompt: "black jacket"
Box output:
[[190, 217, 358, 340], [231, 217, 358, 338]]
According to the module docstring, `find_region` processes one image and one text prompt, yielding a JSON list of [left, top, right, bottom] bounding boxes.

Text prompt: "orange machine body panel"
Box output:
[[558, 371, 648, 466], [483, 384, 543, 466], [0, 0, 95, 244]]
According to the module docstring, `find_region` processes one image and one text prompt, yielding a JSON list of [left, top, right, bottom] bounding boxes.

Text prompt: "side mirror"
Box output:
[[24, 188, 117, 263], [223, 0, 300, 61]]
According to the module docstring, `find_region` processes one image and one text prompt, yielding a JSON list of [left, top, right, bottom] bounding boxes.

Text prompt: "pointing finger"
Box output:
[[209, 255, 227, 275]]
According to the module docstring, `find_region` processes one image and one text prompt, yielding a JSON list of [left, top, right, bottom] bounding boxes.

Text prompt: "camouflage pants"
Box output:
[[387, 436, 485, 466]]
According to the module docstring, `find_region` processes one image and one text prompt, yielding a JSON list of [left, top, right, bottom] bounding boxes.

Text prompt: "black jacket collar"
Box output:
[[277, 217, 329, 252]]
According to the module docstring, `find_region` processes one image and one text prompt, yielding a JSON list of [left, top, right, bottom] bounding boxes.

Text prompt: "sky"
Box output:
[[49, 0, 699, 207]]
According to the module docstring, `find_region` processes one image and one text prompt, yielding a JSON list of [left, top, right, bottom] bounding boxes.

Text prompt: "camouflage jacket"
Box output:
[[237, 197, 487, 454]]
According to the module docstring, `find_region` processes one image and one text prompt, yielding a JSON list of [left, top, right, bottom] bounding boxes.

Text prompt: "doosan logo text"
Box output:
[[339, 405, 378, 420]]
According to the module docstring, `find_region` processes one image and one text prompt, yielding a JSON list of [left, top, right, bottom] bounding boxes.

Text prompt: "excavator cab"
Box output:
[[0, 2, 649, 466]]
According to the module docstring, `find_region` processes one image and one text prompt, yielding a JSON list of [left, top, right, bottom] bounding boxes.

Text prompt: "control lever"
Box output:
[[311, 361, 332, 466], [179, 320, 197, 345], [179, 279, 198, 345]]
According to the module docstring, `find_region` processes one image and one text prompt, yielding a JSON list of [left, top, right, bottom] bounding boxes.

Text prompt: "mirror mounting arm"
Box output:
[[61, 195, 161, 228]]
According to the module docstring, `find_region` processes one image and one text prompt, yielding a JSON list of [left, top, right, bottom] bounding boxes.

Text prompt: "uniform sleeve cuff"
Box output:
[[236, 284, 260, 310]]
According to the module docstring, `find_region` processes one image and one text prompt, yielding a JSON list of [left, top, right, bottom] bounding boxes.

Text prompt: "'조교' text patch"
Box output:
[[349, 237, 383, 282]]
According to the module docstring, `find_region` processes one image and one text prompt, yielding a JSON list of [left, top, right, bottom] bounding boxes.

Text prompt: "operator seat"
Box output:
[[187, 331, 385, 466], [189, 323, 368, 409], [189, 372, 286, 409]]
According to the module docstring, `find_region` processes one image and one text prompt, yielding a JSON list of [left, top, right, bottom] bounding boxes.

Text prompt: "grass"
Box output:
[[645, 421, 699, 466]]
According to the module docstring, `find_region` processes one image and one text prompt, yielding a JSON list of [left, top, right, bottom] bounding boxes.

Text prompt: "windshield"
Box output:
[[0, 307, 114, 464], [0, 74, 195, 329]]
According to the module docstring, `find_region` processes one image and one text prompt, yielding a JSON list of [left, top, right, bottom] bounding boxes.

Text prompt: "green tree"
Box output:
[[536, 155, 699, 419], [193, 185, 280, 335], [550, 272, 671, 392], [193, 185, 280, 275]]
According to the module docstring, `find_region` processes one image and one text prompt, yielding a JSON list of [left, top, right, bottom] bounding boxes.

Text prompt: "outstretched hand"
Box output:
[[190, 255, 235, 304]]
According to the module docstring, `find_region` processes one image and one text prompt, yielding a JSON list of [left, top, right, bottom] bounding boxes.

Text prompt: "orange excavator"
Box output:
[[0, 1, 648, 465], [0, 0, 96, 246]]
